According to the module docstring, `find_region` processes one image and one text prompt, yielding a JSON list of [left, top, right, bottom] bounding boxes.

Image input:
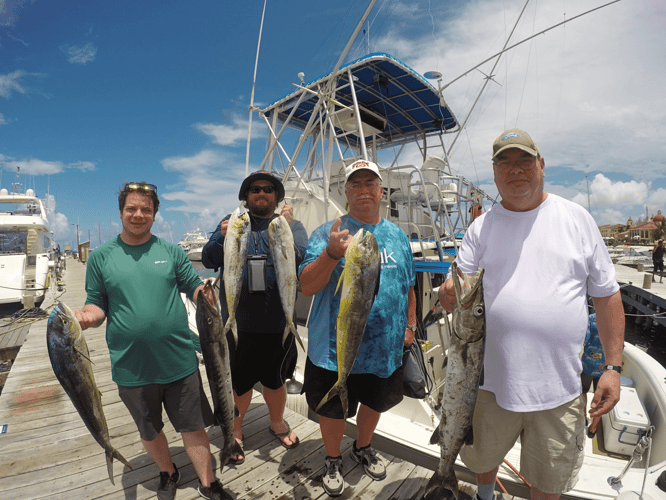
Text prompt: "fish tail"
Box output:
[[224, 318, 239, 349], [105, 447, 132, 485], [316, 380, 348, 419], [423, 469, 459, 500], [220, 439, 244, 469], [282, 324, 305, 351]]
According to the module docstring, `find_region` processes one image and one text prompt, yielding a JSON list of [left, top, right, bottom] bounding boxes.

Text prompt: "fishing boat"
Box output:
[[0, 173, 57, 308], [188, 1, 666, 498], [177, 228, 208, 261]]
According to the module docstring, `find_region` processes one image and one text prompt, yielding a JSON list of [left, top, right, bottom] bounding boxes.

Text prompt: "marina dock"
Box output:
[[0, 260, 498, 500]]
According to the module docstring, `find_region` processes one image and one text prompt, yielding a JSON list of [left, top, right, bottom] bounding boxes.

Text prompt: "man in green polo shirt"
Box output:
[[74, 182, 230, 500]]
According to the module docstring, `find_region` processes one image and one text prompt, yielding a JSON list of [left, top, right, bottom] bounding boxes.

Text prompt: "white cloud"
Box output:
[[68, 161, 96, 171], [61, 43, 97, 65], [0, 156, 64, 175], [0, 70, 28, 98], [194, 115, 264, 146], [0, 112, 8, 124]]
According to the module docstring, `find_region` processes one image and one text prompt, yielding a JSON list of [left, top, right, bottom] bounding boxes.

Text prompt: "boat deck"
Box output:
[[0, 261, 511, 500]]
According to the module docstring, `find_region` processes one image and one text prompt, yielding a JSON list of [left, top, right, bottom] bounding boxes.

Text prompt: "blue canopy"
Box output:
[[263, 53, 459, 151]]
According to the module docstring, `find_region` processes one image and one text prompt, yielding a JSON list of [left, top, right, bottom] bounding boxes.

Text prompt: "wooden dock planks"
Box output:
[[0, 260, 493, 500]]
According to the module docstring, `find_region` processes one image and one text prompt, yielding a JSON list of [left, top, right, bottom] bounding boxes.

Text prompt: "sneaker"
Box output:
[[157, 463, 180, 500], [351, 441, 386, 480], [198, 479, 232, 500], [322, 455, 344, 497]]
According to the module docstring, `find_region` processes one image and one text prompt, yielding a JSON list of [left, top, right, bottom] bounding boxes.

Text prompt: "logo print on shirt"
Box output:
[[154, 260, 167, 264], [380, 248, 396, 264]]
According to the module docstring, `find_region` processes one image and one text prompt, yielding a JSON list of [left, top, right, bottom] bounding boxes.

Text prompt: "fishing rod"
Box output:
[[245, 0, 268, 176], [441, 0, 624, 91]]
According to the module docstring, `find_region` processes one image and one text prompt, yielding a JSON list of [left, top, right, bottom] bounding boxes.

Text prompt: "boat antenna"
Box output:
[[245, 0, 268, 176], [440, 0, 623, 91]]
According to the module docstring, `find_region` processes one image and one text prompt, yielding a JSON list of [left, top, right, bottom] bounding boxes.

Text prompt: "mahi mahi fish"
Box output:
[[46, 302, 132, 485], [268, 215, 304, 350], [195, 278, 243, 468], [316, 228, 380, 419], [223, 207, 251, 347], [424, 262, 485, 500]]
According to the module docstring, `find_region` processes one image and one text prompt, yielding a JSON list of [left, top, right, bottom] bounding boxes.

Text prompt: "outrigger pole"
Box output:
[[245, 0, 268, 176]]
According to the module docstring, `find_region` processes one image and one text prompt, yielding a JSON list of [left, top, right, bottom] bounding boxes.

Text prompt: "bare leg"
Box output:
[[182, 429, 215, 488], [142, 431, 175, 474], [264, 385, 298, 446], [319, 416, 346, 457], [232, 389, 253, 461], [355, 404, 381, 449]]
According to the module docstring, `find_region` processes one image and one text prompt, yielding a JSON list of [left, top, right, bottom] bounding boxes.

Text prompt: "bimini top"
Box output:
[[262, 53, 459, 150]]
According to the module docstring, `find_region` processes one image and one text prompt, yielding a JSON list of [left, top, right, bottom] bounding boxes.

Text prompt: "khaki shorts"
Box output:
[[459, 390, 586, 494]]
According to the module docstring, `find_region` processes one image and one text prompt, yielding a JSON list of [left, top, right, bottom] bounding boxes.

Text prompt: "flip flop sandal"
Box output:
[[269, 421, 300, 450], [228, 435, 245, 465]]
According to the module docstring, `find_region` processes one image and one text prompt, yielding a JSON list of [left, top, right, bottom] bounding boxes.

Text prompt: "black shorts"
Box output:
[[302, 357, 404, 419], [581, 372, 600, 393], [654, 260, 664, 272], [118, 369, 214, 441], [229, 330, 298, 396]]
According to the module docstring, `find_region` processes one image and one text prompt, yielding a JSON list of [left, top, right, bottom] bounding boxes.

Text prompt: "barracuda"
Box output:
[[316, 228, 380, 419], [195, 278, 243, 468], [425, 262, 486, 500], [46, 302, 132, 485]]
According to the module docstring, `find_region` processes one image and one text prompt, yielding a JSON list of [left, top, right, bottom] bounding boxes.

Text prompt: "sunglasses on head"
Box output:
[[126, 182, 157, 193], [248, 185, 275, 194]]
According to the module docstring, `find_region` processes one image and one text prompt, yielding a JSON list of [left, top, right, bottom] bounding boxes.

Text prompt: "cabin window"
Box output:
[[0, 230, 27, 254]]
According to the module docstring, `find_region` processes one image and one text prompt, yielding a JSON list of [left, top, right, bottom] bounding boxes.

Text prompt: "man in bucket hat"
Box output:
[[201, 171, 308, 464]]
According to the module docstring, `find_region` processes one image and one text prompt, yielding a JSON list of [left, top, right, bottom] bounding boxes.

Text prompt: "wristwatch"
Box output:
[[601, 364, 623, 374], [406, 324, 417, 332]]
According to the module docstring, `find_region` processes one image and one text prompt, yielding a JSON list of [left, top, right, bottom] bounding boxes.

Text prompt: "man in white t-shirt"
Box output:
[[439, 129, 624, 500]]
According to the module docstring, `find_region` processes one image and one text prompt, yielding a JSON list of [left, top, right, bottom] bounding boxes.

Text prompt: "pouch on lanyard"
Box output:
[[247, 254, 267, 293]]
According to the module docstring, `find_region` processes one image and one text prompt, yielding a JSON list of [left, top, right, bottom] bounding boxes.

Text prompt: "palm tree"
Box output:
[[652, 220, 666, 242]]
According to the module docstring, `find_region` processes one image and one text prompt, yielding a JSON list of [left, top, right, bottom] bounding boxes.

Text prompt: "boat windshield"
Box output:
[[0, 229, 27, 255]]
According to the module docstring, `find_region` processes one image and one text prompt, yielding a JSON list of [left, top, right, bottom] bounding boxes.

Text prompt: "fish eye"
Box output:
[[473, 305, 484, 317], [207, 318, 212, 325]]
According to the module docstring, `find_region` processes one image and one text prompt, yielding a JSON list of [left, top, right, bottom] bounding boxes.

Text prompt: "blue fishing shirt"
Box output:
[[299, 215, 415, 378]]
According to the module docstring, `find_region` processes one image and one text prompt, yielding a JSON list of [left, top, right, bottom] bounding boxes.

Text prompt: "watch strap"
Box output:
[[602, 364, 622, 374]]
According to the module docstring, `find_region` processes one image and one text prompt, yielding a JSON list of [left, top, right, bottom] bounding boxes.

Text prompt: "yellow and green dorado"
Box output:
[[316, 228, 380, 419]]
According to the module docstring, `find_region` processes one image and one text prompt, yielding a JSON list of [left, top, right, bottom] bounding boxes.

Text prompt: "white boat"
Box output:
[[177, 228, 208, 261], [616, 247, 653, 271], [187, 2, 666, 498], [0, 179, 56, 308]]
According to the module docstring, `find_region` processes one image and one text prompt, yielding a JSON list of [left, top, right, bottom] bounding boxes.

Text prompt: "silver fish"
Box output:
[[195, 278, 243, 468], [223, 207, 250, 347], [46, 302, 132, 485], [316, 228, 380, 419], [268, 215, 304, 350], [425, 262, 485, 500]]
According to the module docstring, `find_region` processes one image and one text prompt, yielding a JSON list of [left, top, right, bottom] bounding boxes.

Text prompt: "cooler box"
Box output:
[[601, 386, 650, 455]]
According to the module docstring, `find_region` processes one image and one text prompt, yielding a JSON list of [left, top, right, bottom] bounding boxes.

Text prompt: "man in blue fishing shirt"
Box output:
[[299, 160, 417, 497]]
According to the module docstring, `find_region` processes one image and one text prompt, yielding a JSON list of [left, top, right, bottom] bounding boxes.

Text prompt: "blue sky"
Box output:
[[1, 0, 665, 248]]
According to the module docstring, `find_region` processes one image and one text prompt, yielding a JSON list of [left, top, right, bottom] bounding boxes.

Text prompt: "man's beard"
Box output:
[[247, 199, 276, 217]]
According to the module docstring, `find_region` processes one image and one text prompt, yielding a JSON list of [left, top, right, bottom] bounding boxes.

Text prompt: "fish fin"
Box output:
[[335, 269, 345, 295], [316, 381, 347, 418], [424, 471, 460, 500], [429, 424, 441, 446], [223, 319, 239, 350], [463, 426, 474, 446], [234, 404, 240, 418], [283, 325, 305, 351], [106, 453, 115, 485], [441, 355, 448, 370], [479, 364, 484, 387], [75, 346, 94, 364]]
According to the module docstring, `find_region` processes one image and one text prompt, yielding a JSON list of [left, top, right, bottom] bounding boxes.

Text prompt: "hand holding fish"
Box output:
[[439, 276, 456, 313], [326, 218, 350, 260], [73, 304, 106, 331], [219, 219, 229, 237], [280, 204, 294, 225]]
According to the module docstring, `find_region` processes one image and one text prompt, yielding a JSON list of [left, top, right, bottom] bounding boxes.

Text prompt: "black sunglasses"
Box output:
[[126, 182, 157, 193], [248, 185, 275, 194]]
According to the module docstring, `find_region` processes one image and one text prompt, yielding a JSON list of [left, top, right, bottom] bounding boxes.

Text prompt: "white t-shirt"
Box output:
[[455, 194, 618, 412]]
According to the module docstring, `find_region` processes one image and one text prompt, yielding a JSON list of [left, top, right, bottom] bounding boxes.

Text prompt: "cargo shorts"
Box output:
[[459, 389, 586, 494]]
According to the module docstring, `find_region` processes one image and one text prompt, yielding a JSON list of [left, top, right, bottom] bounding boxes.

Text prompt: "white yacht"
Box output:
[[0, 182, 56, 308], [177, 228, 209, 261]]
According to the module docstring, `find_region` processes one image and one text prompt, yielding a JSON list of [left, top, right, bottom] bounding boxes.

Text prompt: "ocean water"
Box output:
[[191, 261, 219, 281]]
